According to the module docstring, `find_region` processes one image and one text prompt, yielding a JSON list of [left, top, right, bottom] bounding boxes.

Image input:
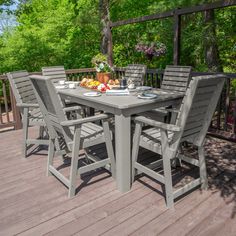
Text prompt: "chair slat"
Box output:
[[17, 85, 33, 93], [161, 85, 187, 92], [15, 80, 32, 89], [161, 80, 188, 87], [13, 76, 30, 83], [42, 66, 67, 82], [8, 71, 29, 79], [165, 66, 192, 72], [163, 76, 189, 82], [164, 72, 190, 77]]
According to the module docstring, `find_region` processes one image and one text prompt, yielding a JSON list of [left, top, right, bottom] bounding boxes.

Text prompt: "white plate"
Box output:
[[136, 86, 152, 91], [138, 93, 158, 99], [64, 81, 80, 85], [55, 85, 68, 89], [83, 92, 102, 97]]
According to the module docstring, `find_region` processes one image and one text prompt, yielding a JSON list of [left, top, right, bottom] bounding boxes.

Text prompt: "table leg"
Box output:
[[115, 114, 131, 192]]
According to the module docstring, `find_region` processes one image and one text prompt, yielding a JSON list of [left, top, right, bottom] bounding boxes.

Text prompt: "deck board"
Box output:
[[0, 127, 235, 236]]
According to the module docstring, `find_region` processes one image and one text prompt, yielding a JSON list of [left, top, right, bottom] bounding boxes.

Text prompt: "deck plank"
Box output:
[[23, 177, 158, 236], [0, 127, 235, 236]]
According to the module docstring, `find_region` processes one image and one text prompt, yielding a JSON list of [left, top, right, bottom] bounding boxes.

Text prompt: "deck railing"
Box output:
[[0, 68, 236, 141], [0, 75, 21, 130]]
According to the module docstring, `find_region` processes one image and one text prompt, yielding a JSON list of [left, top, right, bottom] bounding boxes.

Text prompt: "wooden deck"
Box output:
[[0, 127, 235, 236]]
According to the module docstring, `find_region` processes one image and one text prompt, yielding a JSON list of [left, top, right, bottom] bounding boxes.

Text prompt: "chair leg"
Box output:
[[198, 146, 208, 190], [68, 152, 79, 197], [102, 120, 116, 178], [47, 138, 55, 176], [131, 123, 142, 183], [22, 108, 29, 158], [68, 125, 81, 198], [39, 126, 44, 139], [163, 156, 174, 208]]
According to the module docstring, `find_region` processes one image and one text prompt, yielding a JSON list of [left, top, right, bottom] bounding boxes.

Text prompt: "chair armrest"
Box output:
[[16, 103, 39, 108], [63, 106, 81, 113], [134, 116, 181, 132], [60, 113, 111, 127]]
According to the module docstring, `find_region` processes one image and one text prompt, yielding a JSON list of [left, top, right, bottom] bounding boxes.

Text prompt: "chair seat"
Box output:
[[68, 122, 110, 149], [140, 127, 174, 153]]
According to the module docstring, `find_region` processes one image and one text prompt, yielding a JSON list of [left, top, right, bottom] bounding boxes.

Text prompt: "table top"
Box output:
[[58, 86, 183, 111]]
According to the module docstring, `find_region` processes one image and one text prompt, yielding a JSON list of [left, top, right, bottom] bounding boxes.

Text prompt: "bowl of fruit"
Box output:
[[80, 78, 120, 92]]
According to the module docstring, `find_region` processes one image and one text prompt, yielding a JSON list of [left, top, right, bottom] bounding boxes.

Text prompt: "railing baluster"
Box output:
[[155, 71, 158, 88], [224, 78, 230, 131], [2, 80, 10, 123], [216, 94, 222, 130], [0, 100, 3, 124], [233, 90, 236, 135]]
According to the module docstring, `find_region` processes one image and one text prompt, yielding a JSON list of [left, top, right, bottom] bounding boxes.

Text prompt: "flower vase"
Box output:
[[97, 72, 111, 84]]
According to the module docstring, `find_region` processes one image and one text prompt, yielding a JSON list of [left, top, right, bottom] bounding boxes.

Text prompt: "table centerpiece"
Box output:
[[91, 53, 113, 84]]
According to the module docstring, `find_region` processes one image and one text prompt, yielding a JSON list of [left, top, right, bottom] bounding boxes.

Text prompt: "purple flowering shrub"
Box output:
[[135, 42, 167, 60]]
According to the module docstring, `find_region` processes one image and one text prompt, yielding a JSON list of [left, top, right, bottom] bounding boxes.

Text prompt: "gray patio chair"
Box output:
[[42, 65, 67, 83], [141, 65, 192, 122], [42, 65, 87, 117], [132, 74, 226, 208], [7, 71, 48, 158], [29, 74, 115, 197], [124, 64, 147, 87]]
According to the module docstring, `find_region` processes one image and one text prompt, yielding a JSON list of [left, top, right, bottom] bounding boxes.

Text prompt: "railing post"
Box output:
[[173, 11, 181, 65], [108, 21, 113, 66]]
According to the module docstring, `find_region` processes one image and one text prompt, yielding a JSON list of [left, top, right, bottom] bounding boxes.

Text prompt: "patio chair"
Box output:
[[42, 65, 87, 117], [29, 74, 115, 197], [124, 64, 147, 87], [141, 65, 192, 122], [132, 74, 226, 208], [7, 71, 48, 158], [42, 65, 67, 83]]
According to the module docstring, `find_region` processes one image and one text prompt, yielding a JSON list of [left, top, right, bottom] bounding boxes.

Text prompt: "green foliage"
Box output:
[[0, 0, 101, 72], [0, 0, 235, 75]]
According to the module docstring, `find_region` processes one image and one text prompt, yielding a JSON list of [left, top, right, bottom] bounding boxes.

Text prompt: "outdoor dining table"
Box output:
[[58, 86, 184, 193]]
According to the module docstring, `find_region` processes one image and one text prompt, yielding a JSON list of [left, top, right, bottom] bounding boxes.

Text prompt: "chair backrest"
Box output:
[[29, 75, 72, 144], [174, 74, 225, 147], [42, 66, 67, 83], [7, 71, 38, 113], [124, 64, 147, 86], [161, 65, 192, 93]]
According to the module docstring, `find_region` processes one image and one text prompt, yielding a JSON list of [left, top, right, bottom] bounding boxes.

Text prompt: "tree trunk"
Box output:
[[203, 9, 223, 72], [99, 0, 109, 55], [99, 0, 113, 65]]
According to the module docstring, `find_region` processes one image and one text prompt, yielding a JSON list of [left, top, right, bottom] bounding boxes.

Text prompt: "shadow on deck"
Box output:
[[0, 127, 235, 236]]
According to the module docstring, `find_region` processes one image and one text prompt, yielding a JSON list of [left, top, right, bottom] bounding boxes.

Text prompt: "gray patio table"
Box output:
[[58, 87, 183, 193]]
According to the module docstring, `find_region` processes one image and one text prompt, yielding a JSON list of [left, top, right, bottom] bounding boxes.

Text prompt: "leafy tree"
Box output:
[[0, 0, 235, 74]]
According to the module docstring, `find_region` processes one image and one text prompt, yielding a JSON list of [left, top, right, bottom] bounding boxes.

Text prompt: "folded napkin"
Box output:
[[106, 89, 130, 96]]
